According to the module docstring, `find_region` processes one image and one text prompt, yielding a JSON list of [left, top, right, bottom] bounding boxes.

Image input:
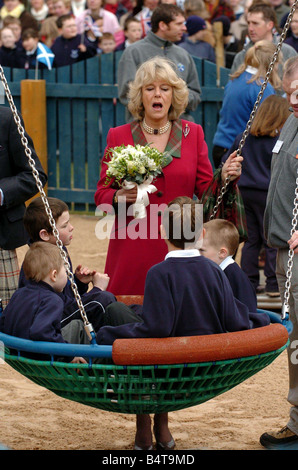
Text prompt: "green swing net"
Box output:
[[0, 4, 296, 415]]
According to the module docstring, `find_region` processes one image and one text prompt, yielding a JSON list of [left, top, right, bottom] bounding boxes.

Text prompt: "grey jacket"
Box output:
[[117, 31, 201, 115], [264, 113, 298, 249], [230, 36, 297, 77]]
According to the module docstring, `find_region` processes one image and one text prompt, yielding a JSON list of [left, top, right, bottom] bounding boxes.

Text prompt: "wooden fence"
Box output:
[[1, 52, 230, 212]]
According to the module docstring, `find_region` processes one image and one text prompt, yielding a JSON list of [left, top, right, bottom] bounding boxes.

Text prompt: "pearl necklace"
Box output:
[[142, 118, 171, 135]]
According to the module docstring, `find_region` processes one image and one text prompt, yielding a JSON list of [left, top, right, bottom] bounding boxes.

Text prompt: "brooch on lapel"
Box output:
[[183, 124, 190, 138]]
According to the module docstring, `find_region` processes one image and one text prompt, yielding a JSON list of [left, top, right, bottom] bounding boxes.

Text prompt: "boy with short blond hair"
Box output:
[[200, 219, 257, 312], [0, 242, 88, 363], [98, 32, 116, 53]]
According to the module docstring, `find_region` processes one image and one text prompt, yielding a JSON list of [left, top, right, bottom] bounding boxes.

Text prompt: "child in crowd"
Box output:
[[179, 15, 216, 62], [200, 219, 257, 312], [285, 9, 298, 52], [96, 196, 269, 450], [51, 13, 97, 66], [98, 31, 116, 53], [2, 15, 22, 47], [0, 242, 89, 363], [84, 13, 103, 53], [19, 197, 120, 332], [115, 16, 142, 51], [0, 26, 20, 67], [19, 28, 49, 69]]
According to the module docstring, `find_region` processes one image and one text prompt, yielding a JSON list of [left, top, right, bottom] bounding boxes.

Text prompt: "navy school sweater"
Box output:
[[97, 255, 269, 345], [0, 280, 66, 343], [51, 34, 97, 67]]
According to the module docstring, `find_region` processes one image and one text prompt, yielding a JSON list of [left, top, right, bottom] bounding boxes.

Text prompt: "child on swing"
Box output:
[[0, 242, 89, 363], [200, 218, 257, 312]]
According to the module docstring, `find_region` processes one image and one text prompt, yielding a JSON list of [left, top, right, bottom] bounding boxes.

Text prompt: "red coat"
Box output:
[[94, 119, 213, 295]]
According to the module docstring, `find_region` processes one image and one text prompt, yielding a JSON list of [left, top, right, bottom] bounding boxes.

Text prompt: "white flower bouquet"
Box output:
[[105, 144, 165, 218]]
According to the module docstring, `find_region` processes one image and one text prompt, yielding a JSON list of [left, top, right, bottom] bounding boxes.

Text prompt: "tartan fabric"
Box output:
[[0, 248, 20, 308], [200, 168, 248, 243], [130, 119, 182, 161]]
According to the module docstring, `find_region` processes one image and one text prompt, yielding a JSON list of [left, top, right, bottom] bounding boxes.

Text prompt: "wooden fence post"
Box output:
[[20, 79, 48, 197]]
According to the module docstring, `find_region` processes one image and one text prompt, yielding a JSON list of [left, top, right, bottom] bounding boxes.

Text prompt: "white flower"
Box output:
[[104, 143, 165, 187]]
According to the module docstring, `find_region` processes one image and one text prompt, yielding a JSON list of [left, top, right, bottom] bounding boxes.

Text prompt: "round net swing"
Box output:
[[0, 4, 296, 414]]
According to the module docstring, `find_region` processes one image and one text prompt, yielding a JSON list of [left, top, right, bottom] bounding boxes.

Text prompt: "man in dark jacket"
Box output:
[[0, 106, 47, 307]]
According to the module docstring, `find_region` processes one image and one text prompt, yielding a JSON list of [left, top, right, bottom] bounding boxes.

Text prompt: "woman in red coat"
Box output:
[[95, 57, 242, 297], [94, 56, 242, 450]]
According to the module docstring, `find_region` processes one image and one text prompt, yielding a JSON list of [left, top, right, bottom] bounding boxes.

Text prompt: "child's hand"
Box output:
[[78, 43, 87, 53], [71, 356, 88, 373], [71, 356, 87, 364], [92, 272, 110, 291], [75, 264, 96, 284]]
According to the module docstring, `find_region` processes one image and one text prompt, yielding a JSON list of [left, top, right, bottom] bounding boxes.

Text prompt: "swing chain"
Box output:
[[210, 0, 297, 220], [0, 66, 95, 341]]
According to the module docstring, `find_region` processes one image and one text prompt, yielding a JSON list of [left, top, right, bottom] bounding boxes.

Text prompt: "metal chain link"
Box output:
[[0, 68, 95, 341], [210, 0, 298, 220]]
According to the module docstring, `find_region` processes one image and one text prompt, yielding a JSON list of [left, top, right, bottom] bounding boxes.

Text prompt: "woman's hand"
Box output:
[[116, 184, 138, 204], [221, 151, 243, 182]]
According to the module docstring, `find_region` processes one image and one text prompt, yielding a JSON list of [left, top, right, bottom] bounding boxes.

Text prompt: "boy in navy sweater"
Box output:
[[51, 14, 97, 67], [0, 242, 88, 363], [96, 196, 269, 450], [19, 197, 118, 332], [200, 219, 257, 312]]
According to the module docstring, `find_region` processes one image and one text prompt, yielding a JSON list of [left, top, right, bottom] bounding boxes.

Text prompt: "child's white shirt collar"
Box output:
[[219, 255, 235, 271], [165, 249, 201, 260]]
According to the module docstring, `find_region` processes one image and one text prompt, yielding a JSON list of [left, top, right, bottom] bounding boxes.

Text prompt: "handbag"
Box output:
[[200, 168, 248, 243]]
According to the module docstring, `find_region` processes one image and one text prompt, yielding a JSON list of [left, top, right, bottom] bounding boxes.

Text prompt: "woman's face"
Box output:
[[141, 80, 173, 123]]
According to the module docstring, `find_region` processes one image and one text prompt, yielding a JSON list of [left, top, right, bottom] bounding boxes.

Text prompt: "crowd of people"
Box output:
[[1, 0, 298, 453], [0, 0, 296, 69]]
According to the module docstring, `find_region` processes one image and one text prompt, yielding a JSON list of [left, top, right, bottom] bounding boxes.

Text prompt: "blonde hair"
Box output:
[[204, 219, 239, 256], [230, 40, 282, 90], [250, 95, 291, 137], [23, 242, 64, 283], [127, 57, 189, 121]]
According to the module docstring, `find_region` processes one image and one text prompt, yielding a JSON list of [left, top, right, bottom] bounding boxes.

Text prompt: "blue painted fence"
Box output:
[[2, 52, 230, 212]]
